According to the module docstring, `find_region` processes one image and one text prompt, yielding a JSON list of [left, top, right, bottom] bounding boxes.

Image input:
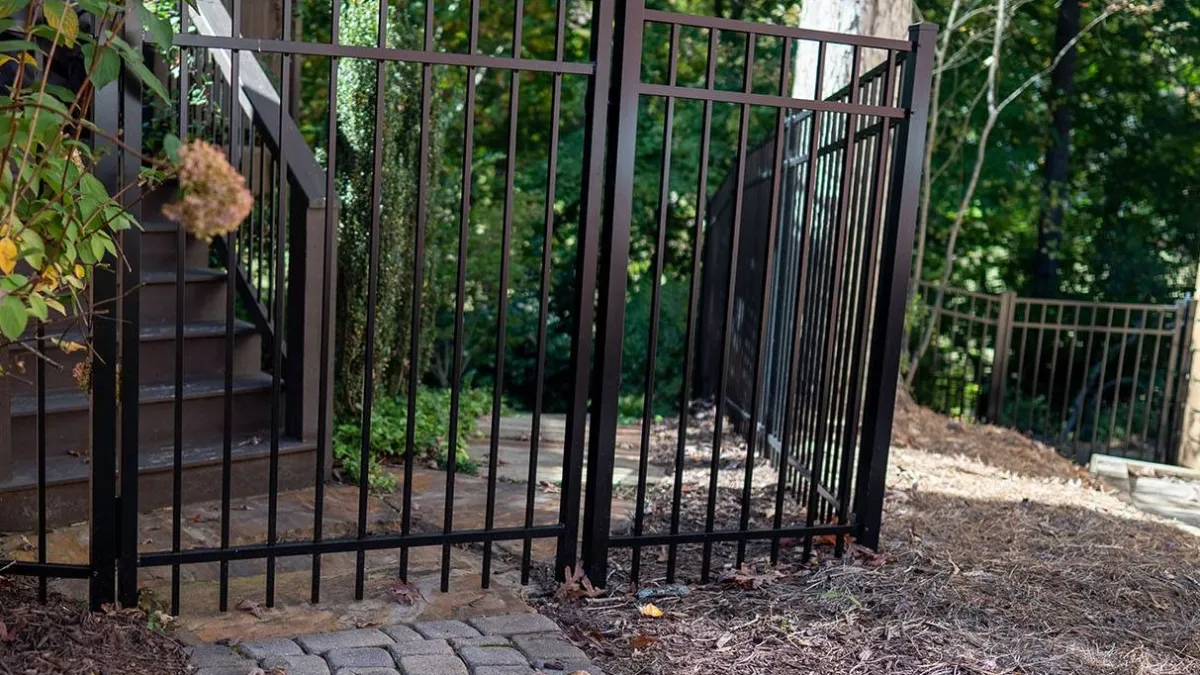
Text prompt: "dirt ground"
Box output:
[[534, 400, 1200, 675], [0, 575, 188, 675]]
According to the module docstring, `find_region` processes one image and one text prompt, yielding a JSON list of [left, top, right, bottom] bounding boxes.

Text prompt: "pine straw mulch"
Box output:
[[0, 575, 188, 675], [533, 399, 1200, 675]]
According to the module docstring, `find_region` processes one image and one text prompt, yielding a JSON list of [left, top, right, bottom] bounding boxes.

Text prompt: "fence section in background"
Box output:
[[910, 281, 1195, 464]]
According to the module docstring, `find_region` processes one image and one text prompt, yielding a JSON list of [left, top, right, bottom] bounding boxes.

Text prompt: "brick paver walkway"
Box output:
[[187, 614, 600, 675]]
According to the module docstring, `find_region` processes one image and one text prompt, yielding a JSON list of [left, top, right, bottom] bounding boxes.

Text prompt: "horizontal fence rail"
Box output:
[[910, 281, 1195, 464]]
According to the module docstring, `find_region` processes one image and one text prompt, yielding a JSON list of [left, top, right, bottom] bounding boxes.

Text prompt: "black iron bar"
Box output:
[[667, 26, 719, 584], [640, 11, 912, 52], [523, 0, 567, 586], [312, 0, 342, 604], [444, 0, 481, 594], [401, 0, 434, 585], [612, 523, 854, 548], [175, 34, 591, 74], [220, 0, 243, 613], [777, 42, 824, 523], [36, 322, 46, 602], [483, 0, 524, 589], [853, 24, 936, 549], [701, 32, 754, 583], [1124, 309, 1147, 454], [631, 23, 679, 585], [736, 35, 790, 567], [267, 0, 295, 608], [1107, 308, 1133, 446], [554, 0, 616, 583], [803, 45, 860, 562], [353, 0, 388, 603], [1089, 307, 1116, 451], [171, 0, 191, 614], [1139, 310, 1167, 446], [141, 525, 566, 567]]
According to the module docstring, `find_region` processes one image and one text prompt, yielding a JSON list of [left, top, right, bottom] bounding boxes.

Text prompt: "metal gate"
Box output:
[[0, 0, 935, 613]]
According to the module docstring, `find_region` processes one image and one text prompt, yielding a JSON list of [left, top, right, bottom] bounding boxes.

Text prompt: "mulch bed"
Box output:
[[0, 575, 188, 675], [533, 398, 1200, 674]]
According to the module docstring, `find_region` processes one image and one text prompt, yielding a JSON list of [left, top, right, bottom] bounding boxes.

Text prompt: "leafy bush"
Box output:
[[332, 387, 503, 491]]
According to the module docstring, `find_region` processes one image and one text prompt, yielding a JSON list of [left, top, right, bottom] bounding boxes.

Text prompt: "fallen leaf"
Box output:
[[0, 618, 12, 642], [715, 632, 733, 649], [238, 599, 263, 619], [388, 579, 420, 606], [639, 603, 664, 618], [629, 634, 658, 650]]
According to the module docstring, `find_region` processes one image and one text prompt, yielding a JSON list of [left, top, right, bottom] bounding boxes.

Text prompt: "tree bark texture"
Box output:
[[1033, 0, 1080, 299], [792, 0, 912, 100]]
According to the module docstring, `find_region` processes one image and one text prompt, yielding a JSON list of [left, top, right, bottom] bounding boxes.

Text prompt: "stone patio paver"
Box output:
[[469, 613, 559, 636], [413, 619, 481, 639], [326, 647, 395, 670], [396, 654, 469, 675], [261, 654, 332, 675], [238, 637, 305, 659], [297, 628, 395, 654], [190, 617, 602, 675]]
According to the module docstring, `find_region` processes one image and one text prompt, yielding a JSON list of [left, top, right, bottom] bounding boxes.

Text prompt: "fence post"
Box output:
[[89, 71, 121, 611], [1173, 290, 1198, 467], [987, 291, 1017, 424], [580, 0, 644, 586], [853, 22, 936, 550], [285, 196, 334, 446]]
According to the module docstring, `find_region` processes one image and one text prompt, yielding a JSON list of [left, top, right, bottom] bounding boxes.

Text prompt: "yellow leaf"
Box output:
[[73, 263, 84, 279], [639, 603, 664, 619], [55, 339, 85, 354], [42, 1, 79, 48], [0, 237, 16, 275], [37, 265, 59, 291]]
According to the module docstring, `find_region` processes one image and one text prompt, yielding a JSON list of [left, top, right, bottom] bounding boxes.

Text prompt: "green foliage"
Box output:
[[332, 386, 497, 491], [917, 0, 1200, 303], [0, 0, 174, 349]]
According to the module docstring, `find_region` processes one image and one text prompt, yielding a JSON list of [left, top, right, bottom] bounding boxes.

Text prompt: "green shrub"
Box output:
[[333, 387, 506, 491]]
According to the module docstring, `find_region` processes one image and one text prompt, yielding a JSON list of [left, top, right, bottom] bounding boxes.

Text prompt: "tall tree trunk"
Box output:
[[1033, 0, 1081, 299], [793, 0, 911, 99]]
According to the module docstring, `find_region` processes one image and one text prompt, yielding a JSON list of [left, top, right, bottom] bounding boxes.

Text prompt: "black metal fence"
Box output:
[[909, 281, 1196, 464], [0, 0, 936, 613]]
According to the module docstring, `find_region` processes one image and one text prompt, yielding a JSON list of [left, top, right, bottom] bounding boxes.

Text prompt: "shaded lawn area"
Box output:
[[535, 400, 1200, 674]]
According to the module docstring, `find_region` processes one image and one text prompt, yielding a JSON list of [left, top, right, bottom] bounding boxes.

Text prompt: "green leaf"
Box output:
[[162, 133, 182, 163], [42, 0, 80, 48], [109, 36, 169, 103], [0, 294, 28, 340], [0, 39, 39, 53], [0, 1, 29, 20], [27, 293, 47, 321], [81, 43, 120, 91], [90, 233, 106, 261], [136, 1, 173, 48]]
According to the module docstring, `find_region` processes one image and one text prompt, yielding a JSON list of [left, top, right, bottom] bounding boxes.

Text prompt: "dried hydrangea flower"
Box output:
[[162, 141, 253, 242]]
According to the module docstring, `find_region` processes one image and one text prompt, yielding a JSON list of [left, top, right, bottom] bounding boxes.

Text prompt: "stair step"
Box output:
[[140, 267, 231, 323], [140, 218, 213, 270], [0, 437, 319, 531], [7, 320, 262, 395], [9, 375, 281, 461]]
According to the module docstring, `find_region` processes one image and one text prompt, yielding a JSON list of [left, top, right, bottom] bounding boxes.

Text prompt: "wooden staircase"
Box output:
[[0, 189, 320, 531]]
